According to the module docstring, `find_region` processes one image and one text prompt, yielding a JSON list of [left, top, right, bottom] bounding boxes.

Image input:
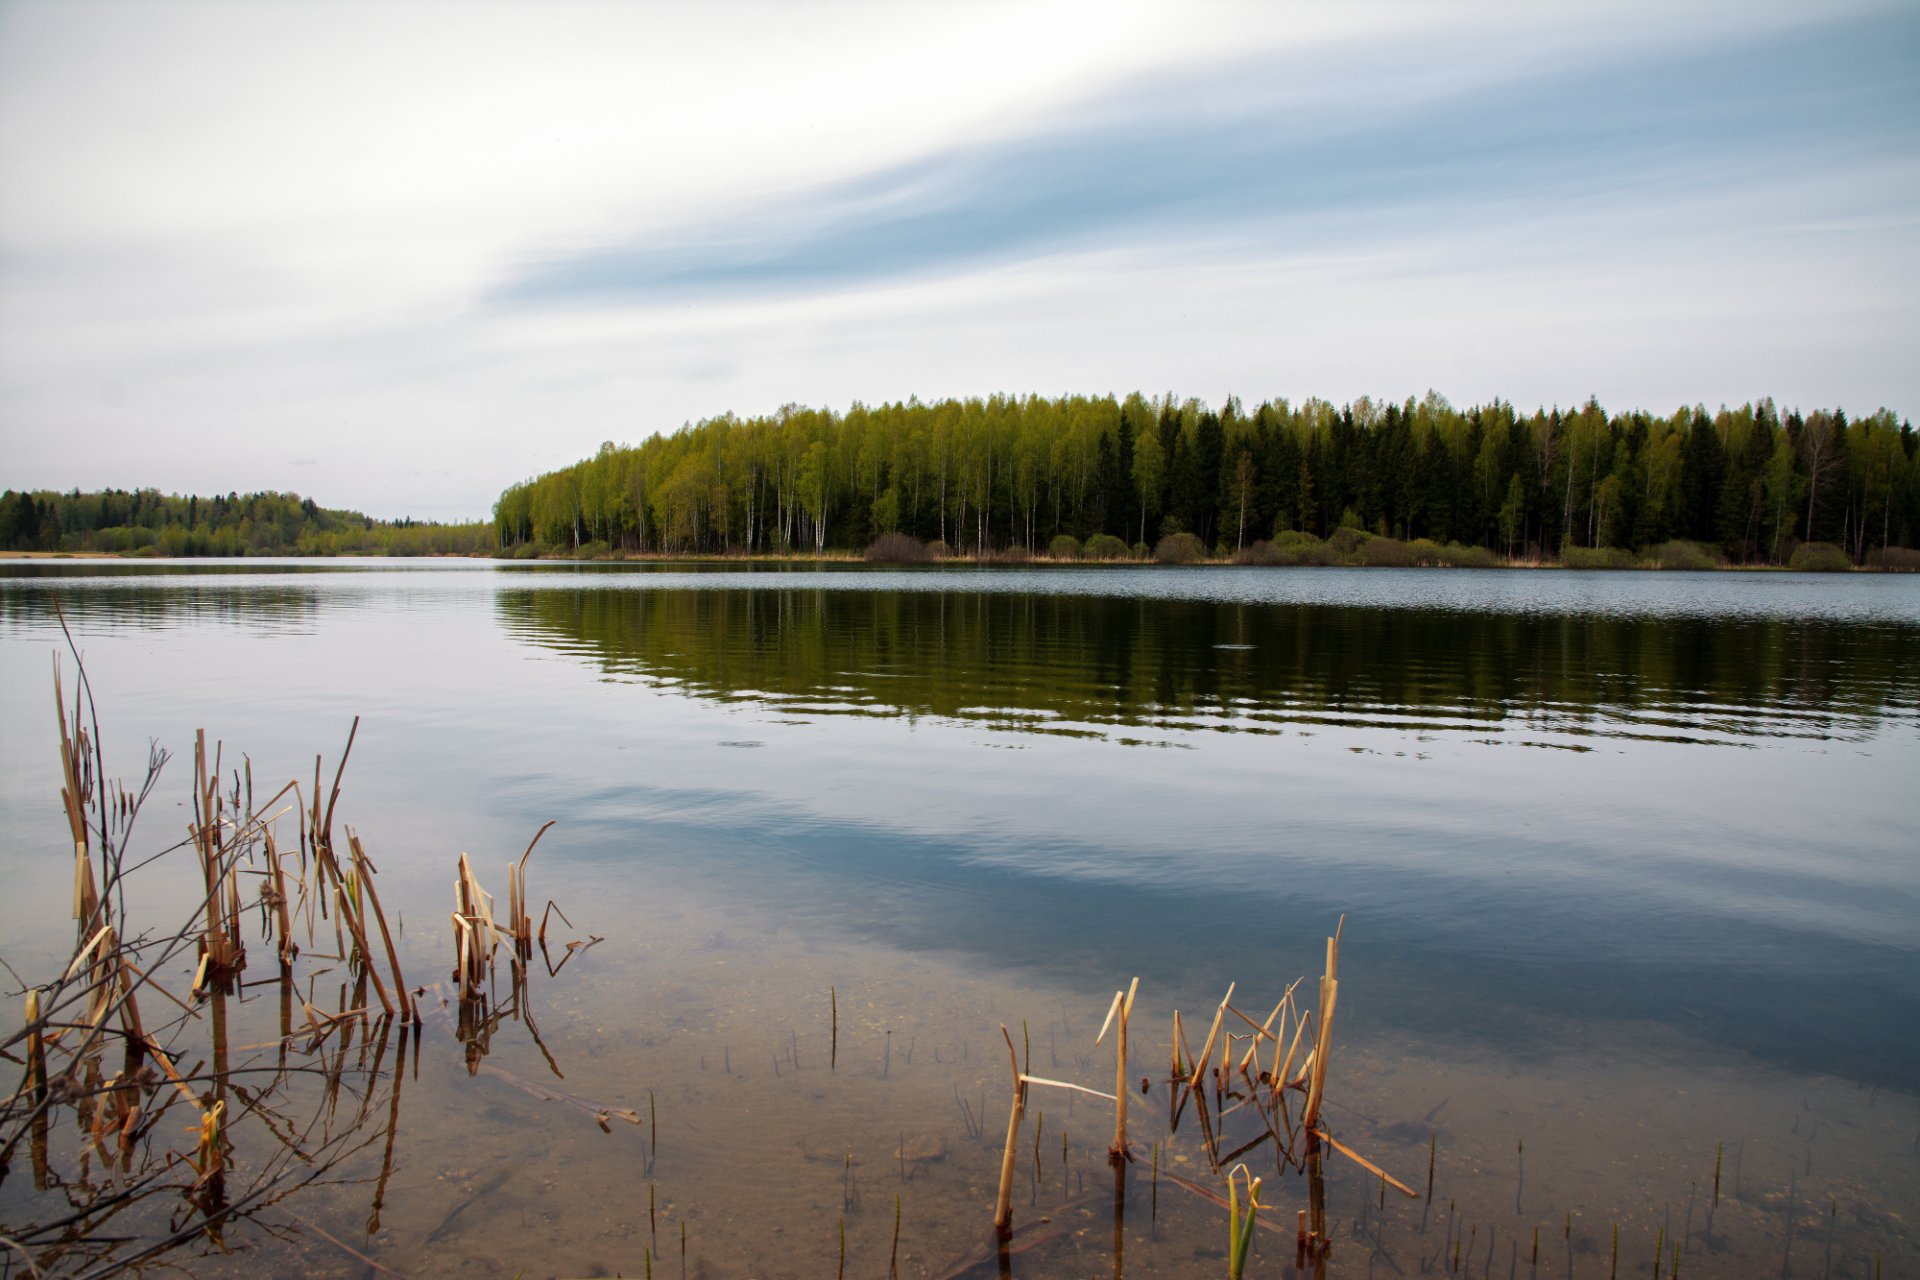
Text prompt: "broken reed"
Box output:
[[985, 919, 1407, 1256], [3, 656, 434, 1276], [452, 819, 560, 1007]]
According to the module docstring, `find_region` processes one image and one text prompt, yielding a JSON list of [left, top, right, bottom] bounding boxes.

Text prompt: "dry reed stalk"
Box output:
[[53, 663, 100, 934], [63, 925, 114, 984], [1096, 977, 1139, 1162], [348, 833, 411, 1023], [23, 990, 47, 1104], [331, 869, 395, 1018], [453, 853, 495, 1001], [190, 730, 246, 981], [262, 830, 298, 966], [993, 1025, 1029, 1239], [1193, 983, 1233, 1082], [509, 821, 554, 958], [1311, 1127, 1417, 1196], [1020, 1076, 1117, 1102], [1181, 982, 1233, 1114], [191, 1099, 227, 1185], [1273, 1004, 1311, 1106], [118, 955, 192, 1016], [1226, 1001, 1277, 1039], [1302, 921, 1342, 1131]]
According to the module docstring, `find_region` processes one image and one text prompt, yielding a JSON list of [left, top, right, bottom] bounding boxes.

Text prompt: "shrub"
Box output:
[[978, 544, 1031, 564], [1866, 545, 1920, 572], [1559, 545, 1637, 570], [1641, 540, 1725, 571], [1438, 542, 1499, 568], [1326, 526, 1371, 557], [1406, 538, 1445, 566], [1154, 531, 1207, 564], [1231, 540, 1284, 565], [1048, 534, 1082, 560], [1131, 541, 1150, 560], [1083, 533, 1130, 561], [1271, 530, 1333, 565], [1788, 541, 1852, 573], [1356, 536, 1415, 567], [924, 539, 953, 559], [574, 539, 613, 560], [865, 532, 932, 563]]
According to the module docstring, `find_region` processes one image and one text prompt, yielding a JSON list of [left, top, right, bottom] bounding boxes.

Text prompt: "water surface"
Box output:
[[2, 560, 1915, 1278]]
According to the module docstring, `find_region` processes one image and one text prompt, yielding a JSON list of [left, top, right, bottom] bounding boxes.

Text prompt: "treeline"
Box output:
[[0, 487, 494, 557], [493, 393, 1917, 564]]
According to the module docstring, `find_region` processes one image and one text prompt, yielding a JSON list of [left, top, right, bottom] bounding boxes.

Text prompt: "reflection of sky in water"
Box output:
[[1, 562, 1916, 1090]]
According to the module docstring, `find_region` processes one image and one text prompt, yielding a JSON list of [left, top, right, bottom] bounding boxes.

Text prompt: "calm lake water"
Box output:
[[2, 560, 1916, 1278]]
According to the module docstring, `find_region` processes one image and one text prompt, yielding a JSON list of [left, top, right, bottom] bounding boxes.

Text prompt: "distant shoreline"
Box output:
[[5, 546, 1908, 573]]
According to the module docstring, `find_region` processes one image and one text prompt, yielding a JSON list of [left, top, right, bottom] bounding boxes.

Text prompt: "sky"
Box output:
[[1, 1, 1915, 521]]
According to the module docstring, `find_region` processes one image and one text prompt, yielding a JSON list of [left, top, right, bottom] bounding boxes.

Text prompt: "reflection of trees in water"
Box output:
[[498, 587, 1920, 744], [0, 581, 323, 633]]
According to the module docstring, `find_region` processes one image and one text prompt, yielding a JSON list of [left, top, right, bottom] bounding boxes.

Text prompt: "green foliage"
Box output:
[[491, 394, 1916, 564], [1326, 526, 1370, 557], [0, 487, 492, 557], [1083, 533, 1130, 561], [1047, 533, 1082, 560], [1153, 531, 1207, 564], [1271, 531, 1334, 565], [1788, 541, 1853, 572], [1559, 545, 1638, 570], [1640, 540, 1725, 570], [1437, 542, 1499, 568]]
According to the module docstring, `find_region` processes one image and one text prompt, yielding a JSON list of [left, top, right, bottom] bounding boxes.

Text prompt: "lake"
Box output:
[[2, 560, 1916, 1279]]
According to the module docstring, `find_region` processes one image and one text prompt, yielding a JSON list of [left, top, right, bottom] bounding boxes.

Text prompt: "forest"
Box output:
[[491, 392, 1918, 565], [0, 487, 493, 556]]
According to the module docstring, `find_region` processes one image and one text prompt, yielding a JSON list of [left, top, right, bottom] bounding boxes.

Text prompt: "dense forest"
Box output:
[[493, 393, 1918, 565], [0, 487, 492, 556]]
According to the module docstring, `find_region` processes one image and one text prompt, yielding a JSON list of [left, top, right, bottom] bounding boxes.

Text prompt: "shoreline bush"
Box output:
[[1788, 541, 1852, 572], [1154, 531, 1207, 564], [1641, 540, 1726, 570], [1559, 545, 1637, 570], [865, 532, 932, 563]]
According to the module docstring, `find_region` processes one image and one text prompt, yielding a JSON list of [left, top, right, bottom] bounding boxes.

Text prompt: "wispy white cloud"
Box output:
[[497, 8, 1917, 304]]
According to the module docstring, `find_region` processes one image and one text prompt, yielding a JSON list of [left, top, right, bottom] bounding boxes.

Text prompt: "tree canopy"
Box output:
[[0, 487, 492, 556], [494, 393, 1918, 563]]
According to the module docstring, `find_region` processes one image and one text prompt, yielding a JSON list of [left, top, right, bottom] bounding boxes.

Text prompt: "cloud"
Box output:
[[494, 8, 1917, 305]]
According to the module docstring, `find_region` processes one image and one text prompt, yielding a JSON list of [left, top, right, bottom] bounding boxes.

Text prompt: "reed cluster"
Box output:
[[982, 917, 1413, 1274], [1, 630, 472, 1275]]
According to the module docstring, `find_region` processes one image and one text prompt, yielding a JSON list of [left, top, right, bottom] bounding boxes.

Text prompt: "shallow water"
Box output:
[[1, 560, 1915, 1278]]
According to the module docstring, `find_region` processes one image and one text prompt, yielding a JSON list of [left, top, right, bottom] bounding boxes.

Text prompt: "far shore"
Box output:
[[7, 550, 1901, 573]]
